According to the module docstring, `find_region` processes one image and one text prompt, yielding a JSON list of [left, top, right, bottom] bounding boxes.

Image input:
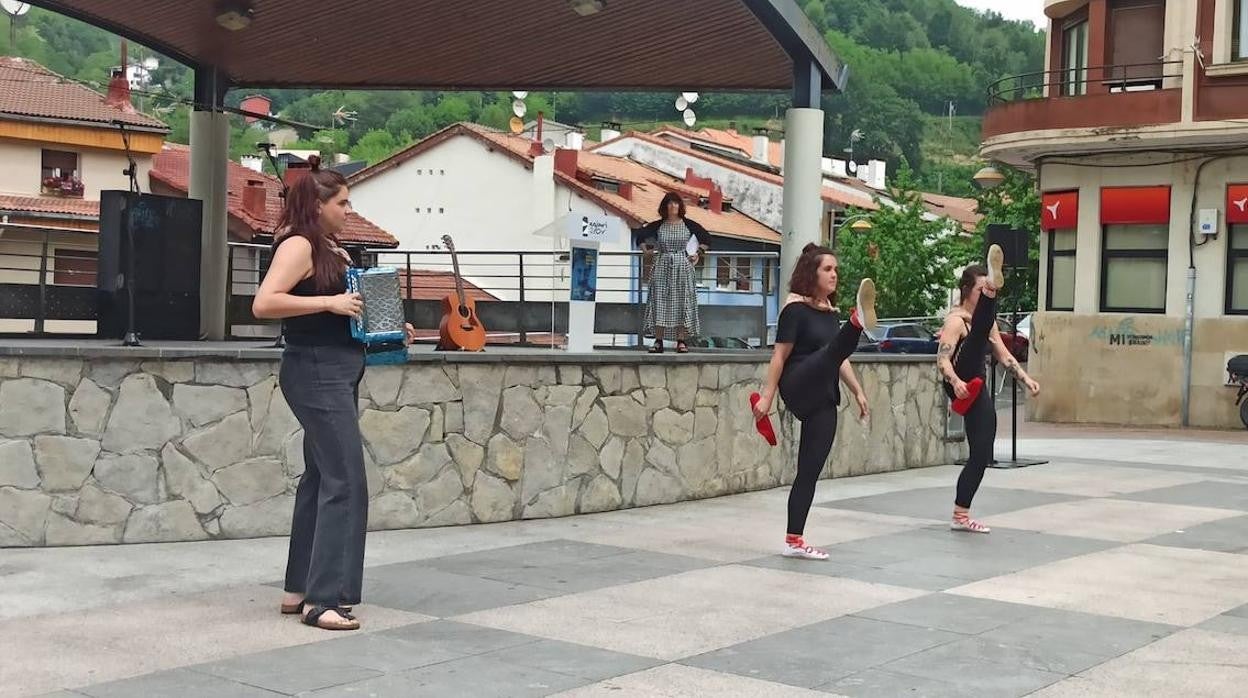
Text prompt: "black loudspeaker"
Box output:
[[985, 224, 1029, 269], [96, 191, 203, 340]]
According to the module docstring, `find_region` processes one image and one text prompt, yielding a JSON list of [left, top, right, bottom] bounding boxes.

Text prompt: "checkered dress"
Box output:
[[644, 220, 701, 337]]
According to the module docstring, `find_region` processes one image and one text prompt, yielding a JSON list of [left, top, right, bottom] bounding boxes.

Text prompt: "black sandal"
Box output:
[[676, 341, 689, 354], [649, 340, 664, 354], [282, 598, 352, 617], [301, 605, 360, 631]]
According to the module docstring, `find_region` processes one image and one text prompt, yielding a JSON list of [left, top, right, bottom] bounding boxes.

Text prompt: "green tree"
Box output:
[[348, 129, 404, 166], [968, 165, 1041, 314], [833, 169, 964, 317]]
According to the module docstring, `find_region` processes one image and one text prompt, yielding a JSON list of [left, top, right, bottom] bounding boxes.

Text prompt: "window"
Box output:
[[1047, 231, 1077, 310], [41, 149, 82, 197], [761, 258, 776, 296], [53, 249, 97, 287], [1100, 224, 1168, 312], [1107, 0, 1165, 91], [1237, 0, 1248, 61], [1062, 17, 1089, 96], [1229, 225, 1248, 314], [714, 256, 752, 292]]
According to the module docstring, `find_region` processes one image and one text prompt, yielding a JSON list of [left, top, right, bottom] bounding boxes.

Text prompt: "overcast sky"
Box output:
[[953, 0, 1047, 28]]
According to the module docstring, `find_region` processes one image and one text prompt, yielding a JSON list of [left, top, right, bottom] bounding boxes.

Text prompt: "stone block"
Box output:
[[0, 378, 66, 437], [602, 396, 646, 437], [446, 433, 484, 486], [76, 484, 132, 525], [95, 453, 160, 504], [102, 375, 179, 453], [398, 366, 461, 405], [471, 471, 514, 523], [45, 512, 119, 546], [579, 475, 622, 514], [360, 406, 430, 465], [0, 440, 39, 488], [459, 365, 504, 444], [194, 360, 271, 388], [485, 433, 524, 481], [211, 458, 286, 506], [124, 500, 207, 543], [218, 496, 294, 538], [68, 378, 110, 437], [634, 468, 683, 506], [653, 409, 694, 445], [172, 384, 247, 427], [500, 386, 542, 440], [368, 491, 420, 530], [0, 487, 52, 544], [33, 436, 101, 491], [182, 412, 253, 472]]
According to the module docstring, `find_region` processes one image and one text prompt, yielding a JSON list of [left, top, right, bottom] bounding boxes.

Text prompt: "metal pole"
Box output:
[[1012, 296, 1020, 462], [1180, 267, 1196, 426], [518, 252, 527, 345], [34, 231, 48, 335]]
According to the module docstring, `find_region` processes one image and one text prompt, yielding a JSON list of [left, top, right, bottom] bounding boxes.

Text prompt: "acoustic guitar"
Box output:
[[437, 234, 487, 351]]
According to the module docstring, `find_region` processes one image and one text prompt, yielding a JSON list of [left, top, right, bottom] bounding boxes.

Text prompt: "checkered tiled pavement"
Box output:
[[10, 435, 1248, 697]]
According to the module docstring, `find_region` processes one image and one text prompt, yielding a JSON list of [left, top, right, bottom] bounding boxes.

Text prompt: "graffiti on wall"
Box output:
[[1087, 317, 1184, 348]]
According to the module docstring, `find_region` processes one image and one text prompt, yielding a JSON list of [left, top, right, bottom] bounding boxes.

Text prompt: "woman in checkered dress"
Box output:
[[635, 192, 710, 353]]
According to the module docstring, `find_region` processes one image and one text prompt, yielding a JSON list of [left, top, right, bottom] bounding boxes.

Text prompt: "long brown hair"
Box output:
[[274, 155, 350, 291], [788, 243, 837, 302], [958, 264, 987, 302], [658, 191, 686, 219]]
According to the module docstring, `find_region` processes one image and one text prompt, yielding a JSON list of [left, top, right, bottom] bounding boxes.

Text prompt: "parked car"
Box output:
[[857, 323, 940, 354]]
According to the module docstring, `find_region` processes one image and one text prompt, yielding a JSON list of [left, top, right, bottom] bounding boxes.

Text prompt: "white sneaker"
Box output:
[[782, 538, 830, 560], [986, 244, 1005, 290], [855, 278, 878, 331]]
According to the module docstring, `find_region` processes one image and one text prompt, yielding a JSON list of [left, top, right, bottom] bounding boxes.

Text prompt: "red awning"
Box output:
[[1100, 186, 1171, 225], [1041, 191, 1078, 230], [1228, 184, 1248, 224]]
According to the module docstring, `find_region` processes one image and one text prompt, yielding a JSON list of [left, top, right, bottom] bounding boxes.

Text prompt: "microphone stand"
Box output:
[[116, 120, 141, 347]]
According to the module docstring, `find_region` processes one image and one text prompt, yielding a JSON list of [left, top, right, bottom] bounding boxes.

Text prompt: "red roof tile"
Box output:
[[352, 123, 778, 245], [0, 57, 166, 131], [399, 269, 497, 302], [0, 193, 101, 219], [150, 145, 398, 247]]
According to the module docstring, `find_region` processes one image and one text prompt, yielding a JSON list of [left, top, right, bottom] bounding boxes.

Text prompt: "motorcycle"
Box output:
[[1230, 355, 1248, 429]]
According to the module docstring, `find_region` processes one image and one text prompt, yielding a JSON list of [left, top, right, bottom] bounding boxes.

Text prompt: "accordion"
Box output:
[[345, 266, 408, 365]]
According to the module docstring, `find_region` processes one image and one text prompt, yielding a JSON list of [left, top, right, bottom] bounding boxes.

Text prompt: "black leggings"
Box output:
[[947, 294, 998, 509], [778, 321, 863, 535]]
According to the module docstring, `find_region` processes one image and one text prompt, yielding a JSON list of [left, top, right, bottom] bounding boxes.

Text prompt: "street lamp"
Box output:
[[828, 213, 872, 249], [973, 165, 1005, 190]]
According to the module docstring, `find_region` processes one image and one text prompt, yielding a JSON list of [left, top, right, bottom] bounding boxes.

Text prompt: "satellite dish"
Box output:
[[675, 96, 688, 111], [512, 90, 528, 99], [0, 0, 30, 15], [682, 92, 699, 104], [508, 116, 524, 134], [542, 137, 556, 152], [682, 109, 696, 128], [512, 99, 527, 118]]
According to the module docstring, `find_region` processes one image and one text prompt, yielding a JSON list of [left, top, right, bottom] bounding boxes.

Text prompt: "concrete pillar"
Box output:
[[190, 67, 230, 340], [778, 108, 824, 299]]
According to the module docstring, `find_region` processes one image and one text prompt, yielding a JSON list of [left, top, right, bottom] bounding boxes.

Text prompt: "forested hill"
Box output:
[[1, 0, 1042, 193]]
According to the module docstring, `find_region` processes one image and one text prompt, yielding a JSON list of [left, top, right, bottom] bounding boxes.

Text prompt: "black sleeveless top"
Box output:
[[274, 236, 353, 347]]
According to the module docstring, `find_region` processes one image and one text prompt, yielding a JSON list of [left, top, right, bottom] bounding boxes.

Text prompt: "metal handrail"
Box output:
[[987, 60, 1184, 103]]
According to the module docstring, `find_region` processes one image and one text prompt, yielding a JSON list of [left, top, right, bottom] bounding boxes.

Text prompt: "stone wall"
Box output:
[[0, 352, 961, 547]]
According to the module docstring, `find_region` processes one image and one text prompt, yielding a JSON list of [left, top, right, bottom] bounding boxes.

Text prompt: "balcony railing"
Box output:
[[987, 60, 1184, 104]]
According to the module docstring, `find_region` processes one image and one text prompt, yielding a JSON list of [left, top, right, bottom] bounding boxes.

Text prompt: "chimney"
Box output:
[[284, 160, 311, 189], [866, 159, 888, 189], [599, 121, 622, 143], [751, 131, 769, 164], [104, 40, 135, 113], [684, 167, 713, 190], [529, 111, 546, 157], [240, 95, 273, 125], [242, 179, 267, 220], [618, 181, 634, 200], [565, 131, 585, 151], [709, 186, 723, 214], [553, 148, 579, 179]]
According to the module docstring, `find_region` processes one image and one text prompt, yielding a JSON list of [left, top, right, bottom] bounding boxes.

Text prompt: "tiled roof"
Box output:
[[655, 126, 785, 169], [0, 193, 101, 219], [150, 145, 398, 247], [399, 269, 497, 302], [921, 192, 981, 231], [0, 57, 166, 131], [354, 123, 778, 244]]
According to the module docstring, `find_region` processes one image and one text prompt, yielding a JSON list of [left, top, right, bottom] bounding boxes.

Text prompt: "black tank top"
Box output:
[[274, 236, 353, 346]]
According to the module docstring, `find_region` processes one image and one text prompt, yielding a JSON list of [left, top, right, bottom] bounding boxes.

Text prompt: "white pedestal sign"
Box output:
[[564, 214, 623, 353]]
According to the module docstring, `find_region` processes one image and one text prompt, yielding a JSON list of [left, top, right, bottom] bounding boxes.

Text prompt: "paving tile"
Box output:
[[457, 565, 924, 661], [986, 498, 1239, 543], [480, 638, 662, 682], [307, 654, 588, 697], [978, 607, 1176, 671], [76, 669, 282, 697], [472, 550, 713, 594], [950, 543, 1248, 626], [876, 639, 1067, 697], [1144, 515, 1248, 554], [1117, 481, 1248, 512], [825, 668, 964, 698], [418, 540, 636, 577], [747, 525, 1114, 590], [378, 619, 542, 656], [819, 486, 1081, 520], [1029, 629, 1248, 697], [981, 462, 1205, 498], [189, 648, 382, 695], [854, 593, 1044, 635], [361, 563, 560, 617], [1197, 613, 1248, 637], [682, 615, 961, 688], [551, 664, 835, 697]]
